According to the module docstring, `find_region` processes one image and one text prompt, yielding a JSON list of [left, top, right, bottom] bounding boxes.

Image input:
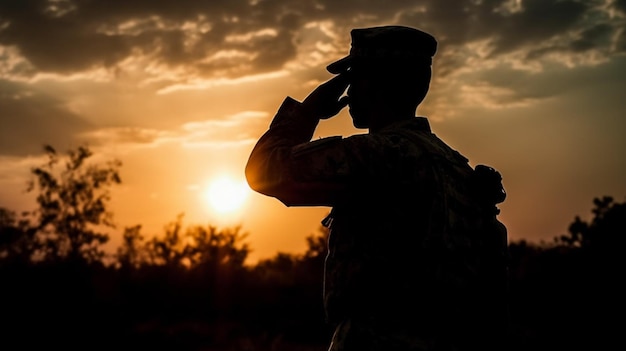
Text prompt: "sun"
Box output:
[[205, 176, 249, 214]]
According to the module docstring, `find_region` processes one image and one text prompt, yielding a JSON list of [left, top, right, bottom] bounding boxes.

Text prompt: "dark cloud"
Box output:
[[0, 0, 623, 83], [0, 0, 307, 77], [399, 0, 494, 46], [376, 0, 624, 90], [616, 0, 626, 13], [570, 23, 614, 52], [524, 22, 615, 60], [0, 0, 132, 72], [617, 30, 626, 53], [0, 80, 93, 156], [488, 0, 589, 56], [402, 0, 605, 58], [315, 0, 420, 20]]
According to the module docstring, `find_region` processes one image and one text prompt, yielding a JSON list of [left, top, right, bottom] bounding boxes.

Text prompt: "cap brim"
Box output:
[[326, 55, 352, 74]]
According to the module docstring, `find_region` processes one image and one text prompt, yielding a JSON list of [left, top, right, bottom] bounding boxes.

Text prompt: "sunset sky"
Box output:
[[1, 0, 625, 263]]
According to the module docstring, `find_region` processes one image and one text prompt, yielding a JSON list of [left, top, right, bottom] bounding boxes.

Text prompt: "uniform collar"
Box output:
[[376, 116, 431, 133]]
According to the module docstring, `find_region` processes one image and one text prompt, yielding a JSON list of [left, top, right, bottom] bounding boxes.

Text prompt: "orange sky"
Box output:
[[1, 1, 625, 263]]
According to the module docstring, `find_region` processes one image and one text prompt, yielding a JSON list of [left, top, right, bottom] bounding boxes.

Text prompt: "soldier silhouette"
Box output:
[[246, 25, 509, 351]]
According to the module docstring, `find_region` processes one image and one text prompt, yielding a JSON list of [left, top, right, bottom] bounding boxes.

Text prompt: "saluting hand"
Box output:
[[302, 73, 350, 120]]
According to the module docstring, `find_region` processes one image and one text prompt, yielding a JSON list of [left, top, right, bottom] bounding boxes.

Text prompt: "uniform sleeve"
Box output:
[[246, 97, 379, 207]]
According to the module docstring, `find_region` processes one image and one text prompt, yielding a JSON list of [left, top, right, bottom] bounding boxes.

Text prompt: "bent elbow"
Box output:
[[244, 159, 264, 193], [245, 158, 296, 204], [245, 156, 282, 198]]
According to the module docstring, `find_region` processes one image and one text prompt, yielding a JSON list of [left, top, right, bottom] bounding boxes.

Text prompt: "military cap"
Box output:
[[327, 25, 437, 74]]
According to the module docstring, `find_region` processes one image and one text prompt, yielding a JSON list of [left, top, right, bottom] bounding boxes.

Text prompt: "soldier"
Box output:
[[245, 25, 509, 351]]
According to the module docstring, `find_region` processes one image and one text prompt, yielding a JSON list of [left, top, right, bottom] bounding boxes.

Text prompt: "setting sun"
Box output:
[[205, 176, 249, 214]]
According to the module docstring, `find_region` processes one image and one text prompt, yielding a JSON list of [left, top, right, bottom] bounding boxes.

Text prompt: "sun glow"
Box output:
[[205, 176, 249, 214]]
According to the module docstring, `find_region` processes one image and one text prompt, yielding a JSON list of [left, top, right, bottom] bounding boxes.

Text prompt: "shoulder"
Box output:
[[292, 136, 343, 158]]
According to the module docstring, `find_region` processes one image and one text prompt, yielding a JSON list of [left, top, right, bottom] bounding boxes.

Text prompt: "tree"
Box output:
[[144, 213, 187, 267], [184, 224, 250, 269], [116, 224, 145, 269], [546, 196, 626, 349], [0, 207, 35, 266], [142, 213, 250, 269], [303, 225, 329, 259], [27, 145, 121, 264], [557, 195, 626, 251]]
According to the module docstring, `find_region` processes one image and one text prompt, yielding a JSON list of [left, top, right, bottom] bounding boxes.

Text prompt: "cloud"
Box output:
[[155, 70, 288, 94], [0, 1, 614, 78], [0, 0, 307, 82], [1, 0, 624, 113], [0, 80, 93, 156], [398, 0, 626, 117], [179, 110, 268, 148], [0, 153, 46, 184], [82, 126, 172, 147], [80, 110, 269, 150], [490, 0, 589, 56], [1, 2, 620, 68]]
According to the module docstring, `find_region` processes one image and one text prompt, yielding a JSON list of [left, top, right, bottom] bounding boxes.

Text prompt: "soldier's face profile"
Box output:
[[346, 67, 377, 129], [346, 84, 369, 128]]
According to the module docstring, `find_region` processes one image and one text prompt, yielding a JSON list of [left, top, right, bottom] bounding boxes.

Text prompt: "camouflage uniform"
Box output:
[[246, 97, 509, 351]]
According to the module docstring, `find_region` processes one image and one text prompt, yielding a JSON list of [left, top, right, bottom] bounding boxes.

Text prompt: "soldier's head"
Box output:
[[327, 26, 437, 129]]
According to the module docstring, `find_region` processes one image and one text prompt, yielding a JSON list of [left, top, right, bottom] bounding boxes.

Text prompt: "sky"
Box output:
[[1, 0, 625, 264]]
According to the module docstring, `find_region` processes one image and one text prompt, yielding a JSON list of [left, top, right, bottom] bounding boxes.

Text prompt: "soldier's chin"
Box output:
[[351, 117, 369, 129], [348, 107, 369, 128]]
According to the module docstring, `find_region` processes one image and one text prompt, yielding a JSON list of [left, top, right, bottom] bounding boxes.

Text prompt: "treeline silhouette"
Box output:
[[0, 145, 623, 351]]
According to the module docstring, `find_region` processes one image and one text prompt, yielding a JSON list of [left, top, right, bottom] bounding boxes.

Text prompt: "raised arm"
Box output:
[[245, 75, 350, 206]]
